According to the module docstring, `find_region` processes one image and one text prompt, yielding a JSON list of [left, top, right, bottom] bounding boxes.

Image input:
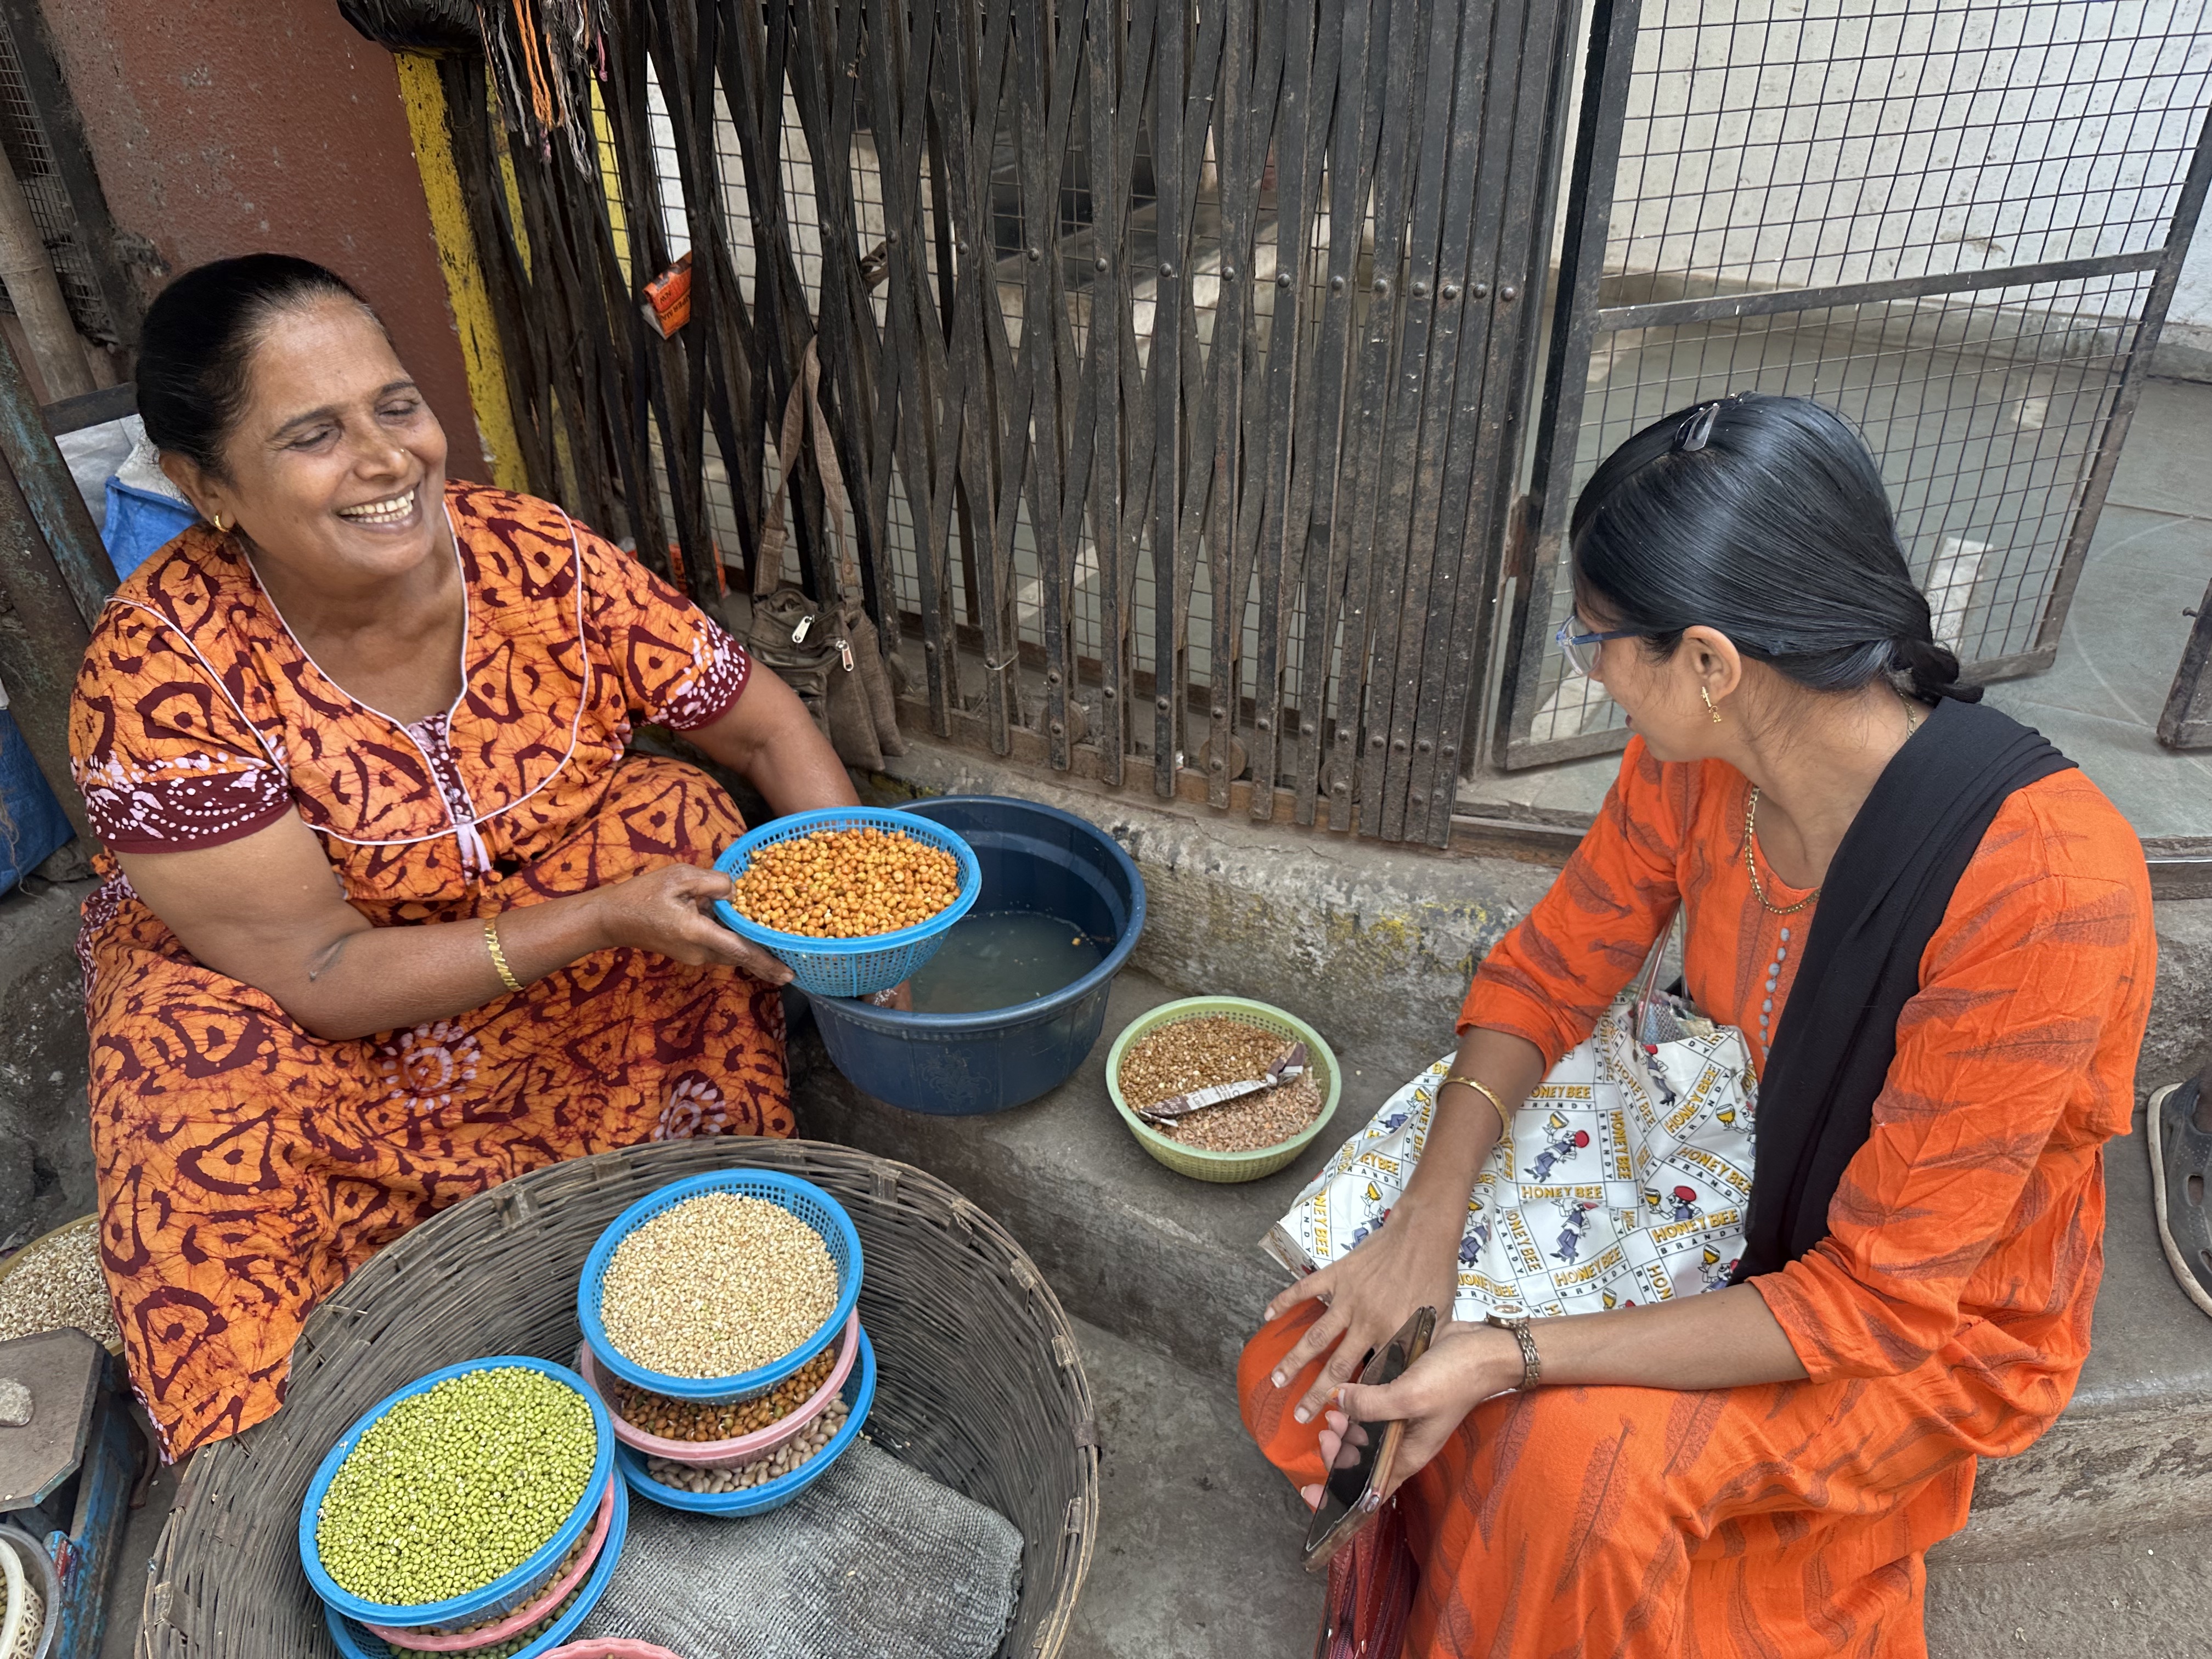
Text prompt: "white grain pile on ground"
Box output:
[[0, 1223, 119, 1347], [599, 1193, 839, 1379]]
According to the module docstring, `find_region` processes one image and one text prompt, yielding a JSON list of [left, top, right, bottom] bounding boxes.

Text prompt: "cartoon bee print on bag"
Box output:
[[1527, 1114, 1592, 1183]]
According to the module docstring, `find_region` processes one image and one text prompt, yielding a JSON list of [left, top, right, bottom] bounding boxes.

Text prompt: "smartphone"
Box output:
[[1299, 1306, 1437, 1572]]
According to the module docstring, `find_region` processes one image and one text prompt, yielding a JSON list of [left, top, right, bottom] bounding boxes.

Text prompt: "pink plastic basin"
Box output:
[[362, 1479, 616, 1652], [574, 1311, 859, 1471]]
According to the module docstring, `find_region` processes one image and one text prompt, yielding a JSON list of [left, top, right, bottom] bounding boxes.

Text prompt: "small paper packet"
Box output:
[[1136, 1041, 1307, 1122]]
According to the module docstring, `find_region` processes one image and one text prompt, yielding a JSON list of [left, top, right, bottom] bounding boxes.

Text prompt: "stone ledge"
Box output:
[[792, 967, 1376, 1384], [1931, 1090, 2212, 1564]]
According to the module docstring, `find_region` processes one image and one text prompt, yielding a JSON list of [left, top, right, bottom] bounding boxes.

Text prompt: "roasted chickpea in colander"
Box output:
[[728, 827, 961, 939]]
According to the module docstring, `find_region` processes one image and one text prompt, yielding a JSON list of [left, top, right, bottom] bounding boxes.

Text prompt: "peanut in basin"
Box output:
[[608, 1346, 838, 1440], [728, 826, 961, 939]]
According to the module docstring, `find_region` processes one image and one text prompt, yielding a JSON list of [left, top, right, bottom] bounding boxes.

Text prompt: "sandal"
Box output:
[[2148, 1079, 2212, 1318]]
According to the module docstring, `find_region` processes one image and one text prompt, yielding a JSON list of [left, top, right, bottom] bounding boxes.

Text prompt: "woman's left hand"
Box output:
[[1300, 1321, 1521, 1509]]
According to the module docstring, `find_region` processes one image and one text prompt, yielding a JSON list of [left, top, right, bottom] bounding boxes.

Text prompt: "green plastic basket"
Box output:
[[1105, 997, 1341, 1183]]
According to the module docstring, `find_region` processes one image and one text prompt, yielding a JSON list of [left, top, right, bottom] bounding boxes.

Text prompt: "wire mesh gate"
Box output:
[[1496, 0, 2212, 770], [445, 0, 1576, 845], [0, 0, 140, 359]]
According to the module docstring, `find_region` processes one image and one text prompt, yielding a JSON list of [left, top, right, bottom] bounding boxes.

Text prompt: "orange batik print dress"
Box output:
[[1243, 738, 2155, 1658], [69, 481, 793, 1460]]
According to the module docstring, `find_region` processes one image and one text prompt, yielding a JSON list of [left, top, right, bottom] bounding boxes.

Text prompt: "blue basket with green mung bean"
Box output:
[[325, 1476, 631, 1659], [298, 1356, 614, 1632]]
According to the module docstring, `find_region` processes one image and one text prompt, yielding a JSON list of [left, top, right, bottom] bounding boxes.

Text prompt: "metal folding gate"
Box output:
[[1496, 0, 2212, 770], [450, 0, 1577, 845]]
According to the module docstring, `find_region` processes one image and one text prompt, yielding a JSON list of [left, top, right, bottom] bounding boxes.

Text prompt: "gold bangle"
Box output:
[[484, 919, 523, 994], [1441, 1073, 1511, 1137]]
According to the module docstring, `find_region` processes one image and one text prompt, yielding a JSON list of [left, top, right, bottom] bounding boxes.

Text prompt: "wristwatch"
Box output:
[[1483, 1312, 1543, 1392]]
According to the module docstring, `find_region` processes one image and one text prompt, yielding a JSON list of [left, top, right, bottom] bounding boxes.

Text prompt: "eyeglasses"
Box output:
[[1555, 611, 1641, 678]]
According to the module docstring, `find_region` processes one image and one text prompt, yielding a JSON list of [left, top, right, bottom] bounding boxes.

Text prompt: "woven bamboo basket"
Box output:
[[137, 1141, 1098, 1659]]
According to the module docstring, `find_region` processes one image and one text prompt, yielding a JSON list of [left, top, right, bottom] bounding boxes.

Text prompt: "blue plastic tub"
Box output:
[[298, 1356, 614, 1633], [711, 806, 983, 998], [615, 1326, 876, 1516], [579, 1170, 864, 1405], [325, 1476, 630, 1659], [804, 795, 1146, 1115], [0, 708, 71, 893]]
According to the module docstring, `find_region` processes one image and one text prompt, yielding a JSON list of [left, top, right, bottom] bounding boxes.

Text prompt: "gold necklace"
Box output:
[[1744, 691, 1920, 916]]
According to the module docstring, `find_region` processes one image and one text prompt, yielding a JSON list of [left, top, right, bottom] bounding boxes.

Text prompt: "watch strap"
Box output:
[[1483, 1312, 1542, 1392]]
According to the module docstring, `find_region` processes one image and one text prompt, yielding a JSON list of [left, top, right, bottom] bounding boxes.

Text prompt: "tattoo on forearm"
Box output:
[[306, 935, 350, 982]]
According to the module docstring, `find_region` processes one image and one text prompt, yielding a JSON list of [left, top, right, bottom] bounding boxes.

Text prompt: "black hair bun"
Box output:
[[1891, 636, 1980, 704]]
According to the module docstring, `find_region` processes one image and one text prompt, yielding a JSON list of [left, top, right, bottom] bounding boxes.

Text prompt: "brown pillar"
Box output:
[[31, 0, 491, 478]]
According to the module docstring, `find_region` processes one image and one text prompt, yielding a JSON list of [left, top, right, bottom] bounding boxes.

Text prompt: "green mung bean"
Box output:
[[315, 1367, 596, 1606]]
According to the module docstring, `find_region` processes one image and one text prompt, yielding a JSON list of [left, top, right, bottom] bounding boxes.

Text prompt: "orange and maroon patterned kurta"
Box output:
[[69, 481, 793, 1459], [1244, 737, 2154, 1657]]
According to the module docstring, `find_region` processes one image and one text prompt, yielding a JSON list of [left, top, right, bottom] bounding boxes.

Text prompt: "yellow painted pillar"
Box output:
[[394, 52, 531, 494]]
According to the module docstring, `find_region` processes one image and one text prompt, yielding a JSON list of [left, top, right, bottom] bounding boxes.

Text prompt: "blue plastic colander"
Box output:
[[298, 1356, 613, 1633], [711, 806, 980, 998], [324, 1476, 630, 1659], [578, 1170, 864, 1406]]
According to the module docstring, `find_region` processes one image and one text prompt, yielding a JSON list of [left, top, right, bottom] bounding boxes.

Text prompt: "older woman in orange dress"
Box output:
[[69, 254, 855, 1459]]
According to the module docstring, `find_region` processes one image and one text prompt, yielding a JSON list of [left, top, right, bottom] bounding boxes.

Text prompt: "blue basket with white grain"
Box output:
[[710, 806, 981, 998], [578, 1170, 865, 1407]]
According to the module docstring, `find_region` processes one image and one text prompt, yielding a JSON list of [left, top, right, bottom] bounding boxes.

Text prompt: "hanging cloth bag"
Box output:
[[1268, 916, 1761, 1317], [744, 338, 906, 772]]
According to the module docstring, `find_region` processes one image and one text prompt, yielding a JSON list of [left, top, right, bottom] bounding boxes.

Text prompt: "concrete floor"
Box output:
[[1065, 1320, 1321, 1659], [1469, 375, 2212, 840], [86, 1315, 2212, 1659], [1926, 1520, 2212, 1659]]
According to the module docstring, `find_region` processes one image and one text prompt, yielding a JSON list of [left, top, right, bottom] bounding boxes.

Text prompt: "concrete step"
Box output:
[[788, 969, 2212, 1567], [1946, 1090, 2212, 1563], [791, 966, 1410, 1385], [1925, 1519, 2212, 1658]]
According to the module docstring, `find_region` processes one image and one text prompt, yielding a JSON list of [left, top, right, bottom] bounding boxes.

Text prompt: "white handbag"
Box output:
[[1265, 919, 1760, 1319]]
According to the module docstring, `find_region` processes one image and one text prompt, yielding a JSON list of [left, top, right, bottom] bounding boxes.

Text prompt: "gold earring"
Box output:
[[210, 512, 225, 533], [1701, 687, 1723, 725]]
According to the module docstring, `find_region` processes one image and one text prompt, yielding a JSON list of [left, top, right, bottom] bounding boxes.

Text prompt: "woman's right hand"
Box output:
[[591, 862, 795, 986], [1263, 1200, 1463, 1425]]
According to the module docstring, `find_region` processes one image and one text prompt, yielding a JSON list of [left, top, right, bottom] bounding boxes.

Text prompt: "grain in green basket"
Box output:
[[315, 1368, 596, 1605], [1164, 1071, 1324, 1152], [1118, 1015, 1325, 1152]]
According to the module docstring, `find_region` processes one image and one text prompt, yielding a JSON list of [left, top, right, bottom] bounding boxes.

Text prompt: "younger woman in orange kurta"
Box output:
[[1243, 394, 2154, 1657], [69, 256, 862, 1459]]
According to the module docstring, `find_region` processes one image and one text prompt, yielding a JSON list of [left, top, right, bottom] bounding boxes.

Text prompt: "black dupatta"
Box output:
[[1733, 697, 2075, 1280]]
